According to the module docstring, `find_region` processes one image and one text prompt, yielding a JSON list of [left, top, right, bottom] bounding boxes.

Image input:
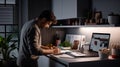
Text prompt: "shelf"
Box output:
[[52, 24, 115, 28]]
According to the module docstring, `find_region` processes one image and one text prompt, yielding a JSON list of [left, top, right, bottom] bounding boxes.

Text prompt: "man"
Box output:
[[17, 10, 59, 67]]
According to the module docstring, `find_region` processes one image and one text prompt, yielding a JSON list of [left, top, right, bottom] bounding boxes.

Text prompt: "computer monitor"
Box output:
[[89, 33, 110, 52]]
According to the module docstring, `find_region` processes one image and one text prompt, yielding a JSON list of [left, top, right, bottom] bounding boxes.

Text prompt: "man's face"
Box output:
[[44, 21, 53, 28]]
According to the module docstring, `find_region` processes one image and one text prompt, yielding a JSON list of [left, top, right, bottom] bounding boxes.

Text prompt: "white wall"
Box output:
[[79, 27, 120, 44]]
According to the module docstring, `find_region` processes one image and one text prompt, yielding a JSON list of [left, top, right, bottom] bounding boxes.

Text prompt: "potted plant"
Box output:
[[0, 34, 17, 67], [59, 41, 72, 50]]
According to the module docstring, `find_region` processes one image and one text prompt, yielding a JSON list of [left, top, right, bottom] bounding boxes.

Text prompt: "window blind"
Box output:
[[0, 5, 13, 24]]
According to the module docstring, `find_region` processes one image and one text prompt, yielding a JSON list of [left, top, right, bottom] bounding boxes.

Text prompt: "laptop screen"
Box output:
[[89, 33, 110, 52]]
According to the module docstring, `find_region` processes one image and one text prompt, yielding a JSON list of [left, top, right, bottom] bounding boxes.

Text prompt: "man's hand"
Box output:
[[40, 45, 61, 54], [53, 47, 61, 54]]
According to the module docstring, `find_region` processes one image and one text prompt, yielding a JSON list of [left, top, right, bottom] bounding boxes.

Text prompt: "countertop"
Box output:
[[45, 50, 119, 67]]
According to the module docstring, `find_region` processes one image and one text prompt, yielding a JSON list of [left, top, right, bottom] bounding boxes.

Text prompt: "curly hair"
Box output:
[[38, 10, 57, 24]]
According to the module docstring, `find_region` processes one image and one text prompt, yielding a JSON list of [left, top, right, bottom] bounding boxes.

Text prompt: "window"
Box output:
[[0, 0, 18, 45], [0, 5, 13, 24], [0, 0, 16, 4], [0, 0, 16, 24]]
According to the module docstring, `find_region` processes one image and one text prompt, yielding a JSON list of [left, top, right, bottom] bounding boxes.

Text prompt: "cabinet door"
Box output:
[[52, 0, 63, 19], [62, 0, 77, 19], [52, 0, 77, 19], [49, 59, 66, 67], [38, 56, 49, 67]]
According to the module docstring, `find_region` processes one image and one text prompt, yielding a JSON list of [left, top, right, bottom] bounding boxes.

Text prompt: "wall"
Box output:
[[66, 0, 120, 46], [28, 0, 52, 20], [80, 27, 120, 42], [85, 0, 120, 44], [66, 27, 120, 47], [41, 28, 66, 45], [77, 0, 92, 17], [92, 0, 120, 18], [17, 0, 28, 30], [28, 0, 61, 45], [18, 0, 63, 45]]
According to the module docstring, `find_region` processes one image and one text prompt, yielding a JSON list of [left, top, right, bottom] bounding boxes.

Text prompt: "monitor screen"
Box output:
[[89, 33, 110, 52]]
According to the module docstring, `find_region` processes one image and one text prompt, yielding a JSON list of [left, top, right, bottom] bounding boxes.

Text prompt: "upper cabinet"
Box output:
[[52, 0, 91, 20], [52, 0, 77, 19], [52, 0, 120, 27]]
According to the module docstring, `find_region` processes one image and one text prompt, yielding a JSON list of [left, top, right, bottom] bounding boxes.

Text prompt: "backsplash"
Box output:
[[41, 28, 65, 45], [80, 27, 120, 44], [66, 27, 120, 47]]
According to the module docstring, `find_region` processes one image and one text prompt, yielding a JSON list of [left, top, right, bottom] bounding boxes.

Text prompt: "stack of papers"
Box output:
[[53, 54, 74, 58], [70, 52, 86, 56], [60, 50, 87, 57], [60, 50, 71, 53]]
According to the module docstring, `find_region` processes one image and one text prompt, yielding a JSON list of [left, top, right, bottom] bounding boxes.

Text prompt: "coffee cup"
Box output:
[[98, 48, 110, 60], [98, 51, 108, 60], [111, 48, 120, 58]]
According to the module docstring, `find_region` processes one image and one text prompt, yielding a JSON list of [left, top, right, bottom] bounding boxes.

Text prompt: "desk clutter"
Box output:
[[51, 33, 120, 60]]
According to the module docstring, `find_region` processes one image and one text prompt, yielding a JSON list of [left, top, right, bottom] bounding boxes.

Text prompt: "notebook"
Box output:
[[65, 33, 111, 57]]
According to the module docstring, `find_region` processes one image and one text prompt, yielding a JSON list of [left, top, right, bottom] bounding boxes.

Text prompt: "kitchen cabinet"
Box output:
[[49, 58, 66, 67], [44, 54, 120, 67], [38, 55, 66, 67], [38, 56, 50, 67], [52, 0, 117, 27], [52, 0, 77, 19], [52, 0, 91, 20]]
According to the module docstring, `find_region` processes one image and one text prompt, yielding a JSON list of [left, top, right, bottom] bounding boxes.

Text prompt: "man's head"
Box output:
[[37, 10, 57, 28]]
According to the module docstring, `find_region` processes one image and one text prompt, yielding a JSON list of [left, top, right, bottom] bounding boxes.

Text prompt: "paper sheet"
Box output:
[[70, 52, 86, 56], [54, 54, 74, 58]]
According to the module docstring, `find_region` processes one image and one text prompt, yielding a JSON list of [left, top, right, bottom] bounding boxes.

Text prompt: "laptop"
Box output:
[[65, 33, 111, 57]]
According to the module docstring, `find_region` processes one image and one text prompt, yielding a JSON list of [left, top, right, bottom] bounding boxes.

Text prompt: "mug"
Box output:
[[98, 50, 109, 60], [111, 48, 120, 58]]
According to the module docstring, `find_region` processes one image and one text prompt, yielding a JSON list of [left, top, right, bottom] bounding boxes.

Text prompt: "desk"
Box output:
[[38, 49, 120, 67], [45, 54, 120, 67]]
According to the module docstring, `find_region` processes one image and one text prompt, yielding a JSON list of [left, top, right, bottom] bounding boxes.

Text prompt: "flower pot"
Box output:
[[108, 15, 120, 25]]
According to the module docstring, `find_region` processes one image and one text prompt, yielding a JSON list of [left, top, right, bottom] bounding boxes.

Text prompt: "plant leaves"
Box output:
[[0, 33, 17, 60], [59, 41, 71, 47], [6, 34, 15, 44]]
